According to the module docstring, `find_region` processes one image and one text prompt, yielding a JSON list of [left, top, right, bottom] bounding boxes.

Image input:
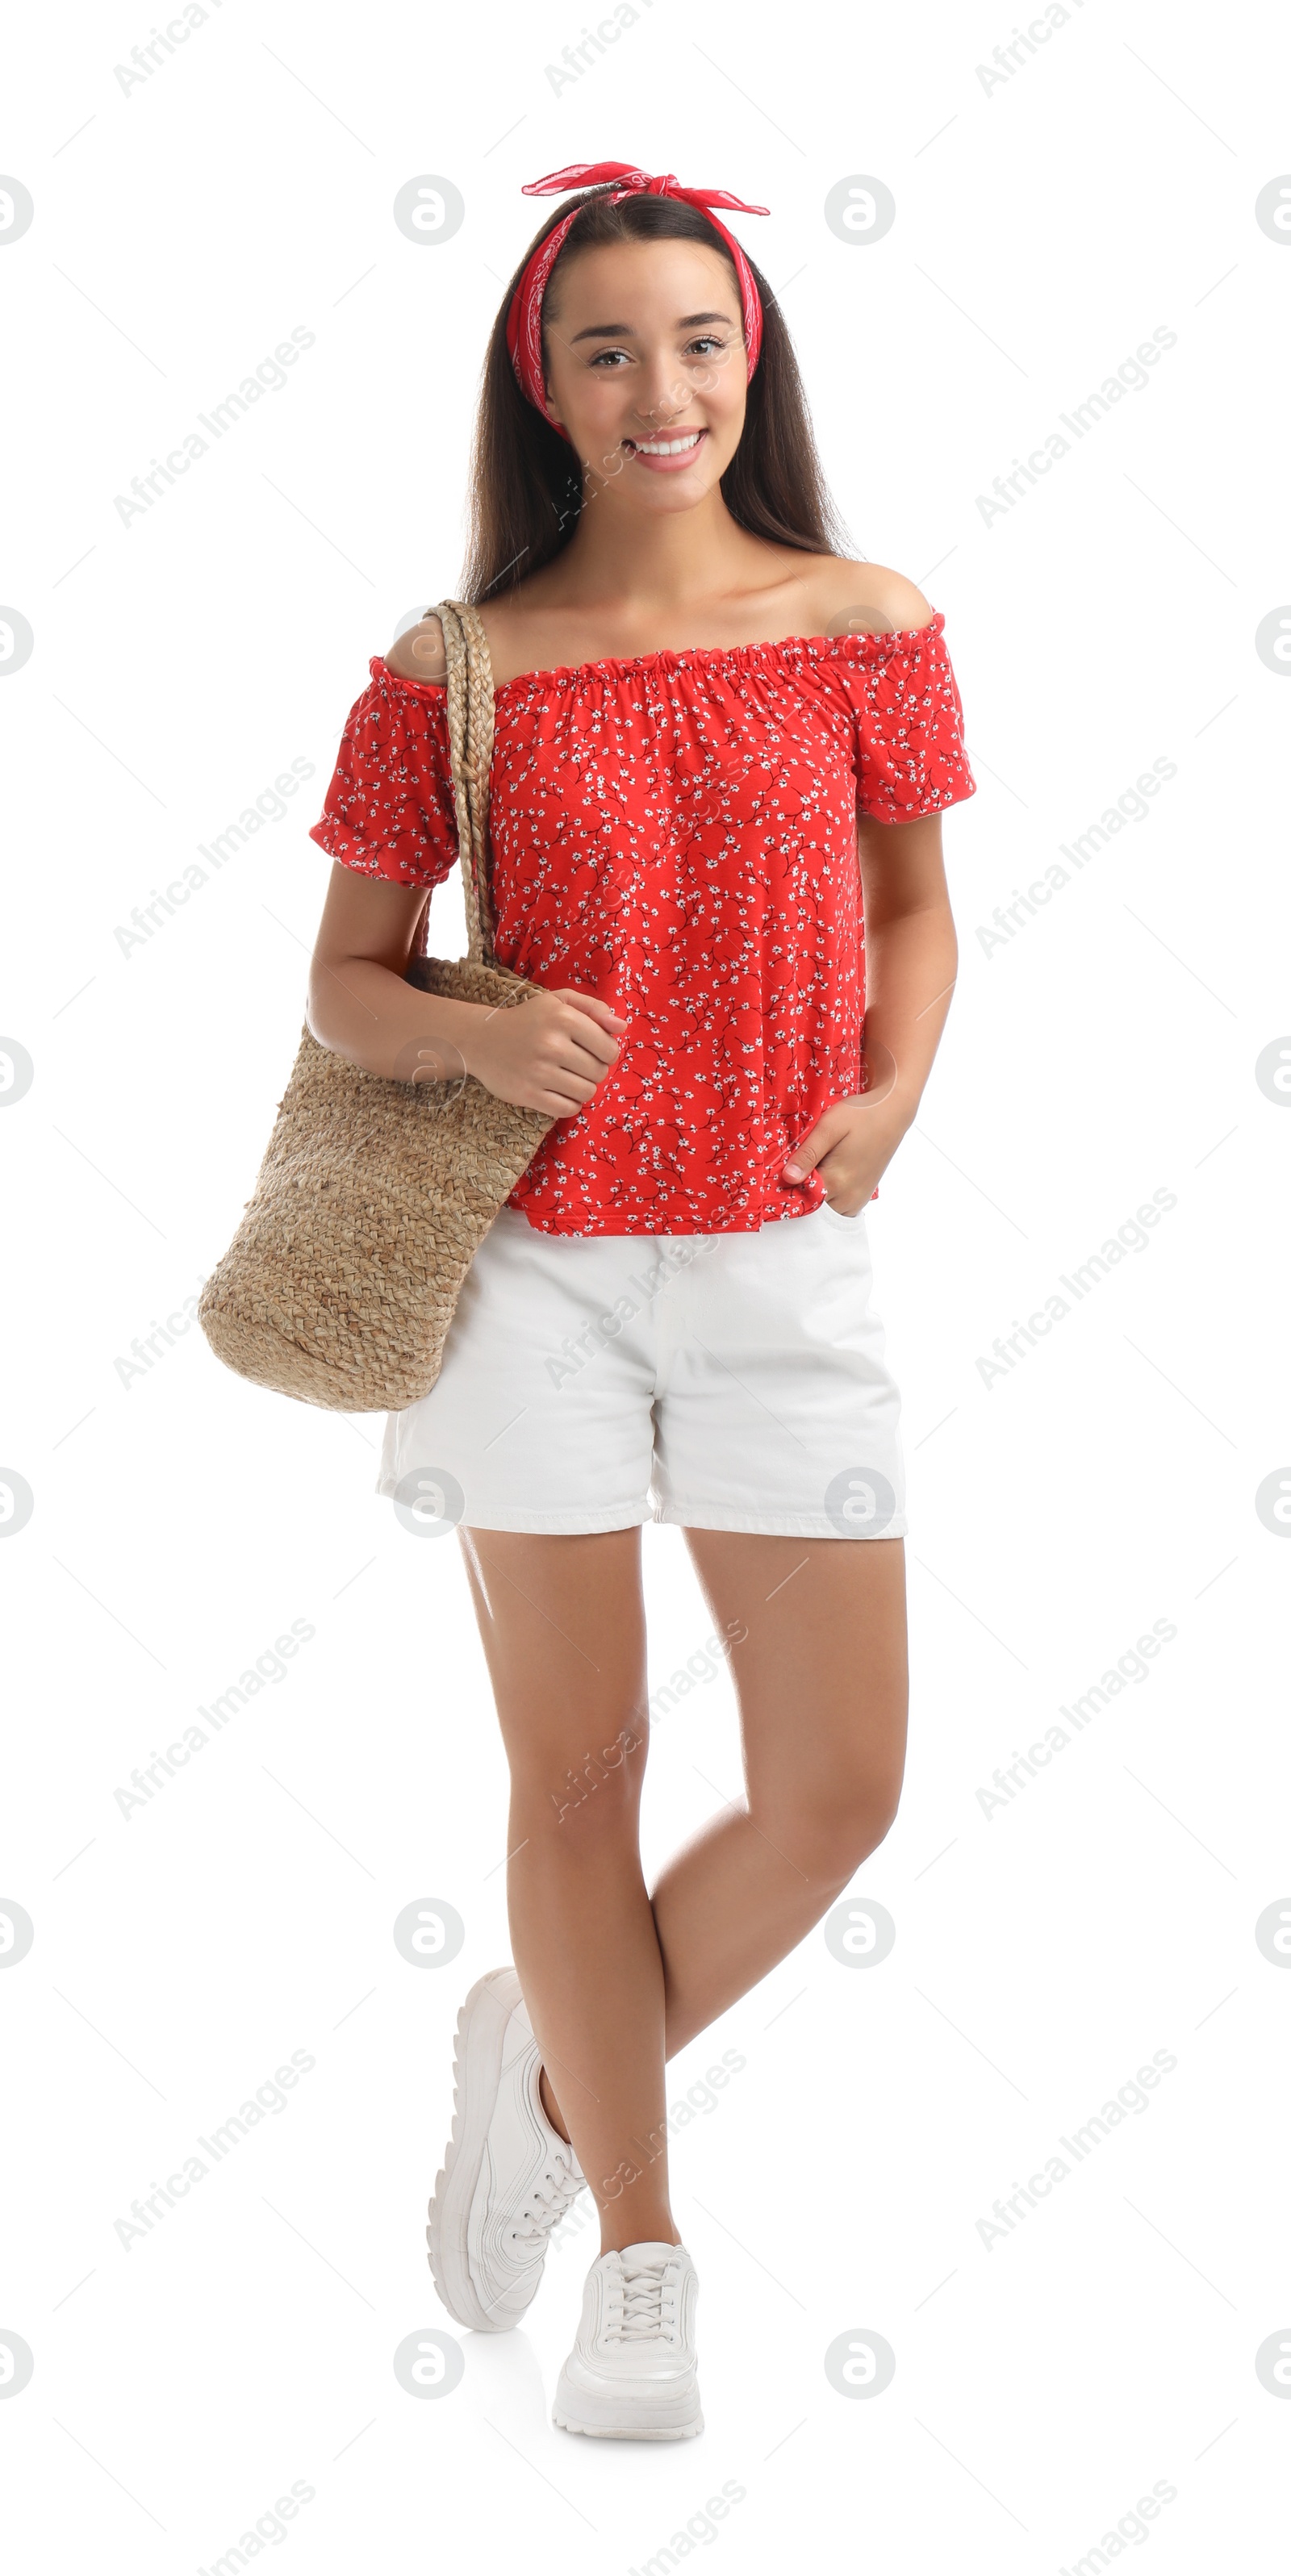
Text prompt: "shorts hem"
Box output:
[[377, 1477, 650, 1535], [650, 1502, 909, 1539]]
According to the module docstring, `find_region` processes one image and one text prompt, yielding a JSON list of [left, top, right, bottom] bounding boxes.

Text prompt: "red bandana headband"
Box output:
[[505, 161, 770, 438]]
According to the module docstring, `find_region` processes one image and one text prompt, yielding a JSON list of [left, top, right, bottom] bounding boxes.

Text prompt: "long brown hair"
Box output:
[[460, 186, 850, 603]]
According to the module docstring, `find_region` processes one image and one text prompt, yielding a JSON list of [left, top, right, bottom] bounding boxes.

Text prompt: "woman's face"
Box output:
[[540, 237, 750, 516]]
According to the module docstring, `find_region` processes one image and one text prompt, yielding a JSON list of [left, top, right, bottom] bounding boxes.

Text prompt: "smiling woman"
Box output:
[[290, 158, 976, 2449], [461, 174, 847, 604], [545, 263, 744, 484]]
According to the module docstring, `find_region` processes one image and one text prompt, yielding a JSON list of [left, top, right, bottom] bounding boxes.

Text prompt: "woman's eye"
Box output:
[[587, 337, 729, 367]]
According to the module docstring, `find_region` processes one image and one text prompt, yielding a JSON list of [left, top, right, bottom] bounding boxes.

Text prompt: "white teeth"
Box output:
[[633, 432, 704, 456]]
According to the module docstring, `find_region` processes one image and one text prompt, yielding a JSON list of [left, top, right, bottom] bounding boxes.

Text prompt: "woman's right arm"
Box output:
[[306, 862, 627, 1118]]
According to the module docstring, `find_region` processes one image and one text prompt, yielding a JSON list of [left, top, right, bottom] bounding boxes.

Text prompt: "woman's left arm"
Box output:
[[782, 811, 959, 1215]]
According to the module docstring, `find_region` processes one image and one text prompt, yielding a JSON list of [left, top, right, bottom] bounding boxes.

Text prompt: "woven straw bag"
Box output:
[[198, 600, 554, 1412]]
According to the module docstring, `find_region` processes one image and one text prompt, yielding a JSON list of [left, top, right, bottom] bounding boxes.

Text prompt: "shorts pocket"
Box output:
[[819, 1198, 863, 1228]]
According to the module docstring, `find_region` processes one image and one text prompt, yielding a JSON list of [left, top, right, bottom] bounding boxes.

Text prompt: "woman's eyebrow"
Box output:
[[567, 310, 735, 344]]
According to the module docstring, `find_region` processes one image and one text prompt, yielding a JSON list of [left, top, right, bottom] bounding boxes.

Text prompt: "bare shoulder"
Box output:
[[384, 612, 446, 683], [802, 557, 936, 639]]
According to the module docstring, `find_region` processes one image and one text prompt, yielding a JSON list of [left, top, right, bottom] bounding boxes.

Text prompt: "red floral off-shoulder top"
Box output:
[[308, 616, 976, 1235]]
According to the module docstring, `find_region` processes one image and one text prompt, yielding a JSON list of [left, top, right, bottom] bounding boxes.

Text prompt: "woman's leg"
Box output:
[[457, 1524, 679, 2257], [651, 1531, 909, 2056], [457, 1523, 906, 2242]]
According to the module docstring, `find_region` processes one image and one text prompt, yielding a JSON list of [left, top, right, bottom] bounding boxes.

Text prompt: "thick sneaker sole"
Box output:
[[427, 1966, 524, 2333], [552, 2364, 704, 2441]]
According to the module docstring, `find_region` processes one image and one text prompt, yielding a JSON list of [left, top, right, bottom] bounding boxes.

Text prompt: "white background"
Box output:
[[2, 1, 1290, 2568]]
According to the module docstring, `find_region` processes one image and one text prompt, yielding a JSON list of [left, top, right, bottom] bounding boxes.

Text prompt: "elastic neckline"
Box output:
[[372, 612, 944, 703]]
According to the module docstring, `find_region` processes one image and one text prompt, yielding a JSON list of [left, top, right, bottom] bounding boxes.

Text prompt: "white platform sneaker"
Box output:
[[554, 2240, 703, 2440], [427, 1966, 586, 2333]]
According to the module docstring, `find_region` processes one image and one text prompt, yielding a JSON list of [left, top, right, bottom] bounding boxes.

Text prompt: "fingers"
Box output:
[[523, 1025, 616, 1117], [534, 1088, 596, 1119], [783, 1135, 823, 1179], [543, 1000, 623, 1071], [546, 1025, 617, 1084], [550, 987, 629, 1032], [815, 1150, 858, 1203], [801, 1143, 879, 1215], [496, 986, 629, 1116], [783, 1101, 854, 1181], [527, 1056, 608, 1117], [541, 1071, 601, 1111]]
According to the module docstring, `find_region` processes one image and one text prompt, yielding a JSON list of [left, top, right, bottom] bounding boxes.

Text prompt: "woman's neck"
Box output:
[[533, 486, 772, 616]]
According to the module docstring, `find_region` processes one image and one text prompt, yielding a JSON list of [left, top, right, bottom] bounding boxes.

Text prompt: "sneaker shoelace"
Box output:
[[609, 2255, 676, 2344], [508, 2150, 585, 2251]]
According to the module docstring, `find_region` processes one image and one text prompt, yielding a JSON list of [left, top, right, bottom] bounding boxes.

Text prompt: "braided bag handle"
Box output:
[[432, 599, 497, 967]]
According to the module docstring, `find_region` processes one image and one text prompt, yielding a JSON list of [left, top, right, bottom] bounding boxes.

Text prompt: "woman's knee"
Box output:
[[511, 1709, 651, 1831], [755, 1768, 905, 1887]]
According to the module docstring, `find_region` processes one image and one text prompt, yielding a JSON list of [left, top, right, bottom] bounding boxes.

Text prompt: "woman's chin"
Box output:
[[609, 462, 727, 516]]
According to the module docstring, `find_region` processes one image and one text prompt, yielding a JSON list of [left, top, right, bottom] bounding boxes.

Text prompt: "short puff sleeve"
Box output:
[[821, 613, 976, 823], [308, 658, 459, 889]]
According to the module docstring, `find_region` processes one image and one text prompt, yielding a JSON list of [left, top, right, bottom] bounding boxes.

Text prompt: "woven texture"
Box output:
[[198, 602, 554, 1413]]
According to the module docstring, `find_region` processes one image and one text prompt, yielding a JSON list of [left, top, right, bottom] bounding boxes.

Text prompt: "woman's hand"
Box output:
[[466, 987, 628, 1118], [783, 1092, 905, 1217]]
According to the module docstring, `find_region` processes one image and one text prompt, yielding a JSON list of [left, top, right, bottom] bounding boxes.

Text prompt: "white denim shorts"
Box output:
[[377, 1202, 908, 1541]]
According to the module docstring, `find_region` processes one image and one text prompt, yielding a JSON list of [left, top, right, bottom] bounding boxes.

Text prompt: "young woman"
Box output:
[[305, 161, 975, 2441]]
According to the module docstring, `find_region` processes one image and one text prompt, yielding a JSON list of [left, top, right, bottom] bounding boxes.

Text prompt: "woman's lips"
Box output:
[[624, 428, 708, 474]]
